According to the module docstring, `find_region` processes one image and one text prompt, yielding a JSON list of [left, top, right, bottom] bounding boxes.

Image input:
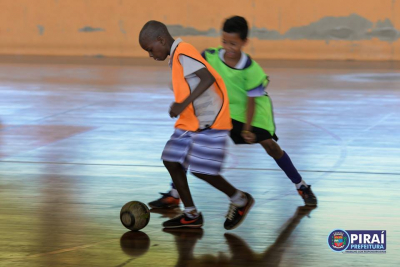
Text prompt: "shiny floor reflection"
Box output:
[[161, 206, 316, 267], [0, 57, 399, 267]]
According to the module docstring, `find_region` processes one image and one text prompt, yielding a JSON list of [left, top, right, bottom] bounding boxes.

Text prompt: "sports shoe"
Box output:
[[297, 185, 317, 206], [163, 212, 203, 229], [224, 192, 254, 230], [148, 192, 180, 209]]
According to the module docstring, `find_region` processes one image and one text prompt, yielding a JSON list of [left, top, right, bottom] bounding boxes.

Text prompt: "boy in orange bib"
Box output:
[[139, 21, 254, 229]]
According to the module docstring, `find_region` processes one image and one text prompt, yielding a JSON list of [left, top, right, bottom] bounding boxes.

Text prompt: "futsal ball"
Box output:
[[120, 201, 150, 231]]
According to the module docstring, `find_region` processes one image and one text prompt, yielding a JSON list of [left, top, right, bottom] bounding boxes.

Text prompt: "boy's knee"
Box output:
[[269, 149, 281, 158], [262, 140, 282, 158]]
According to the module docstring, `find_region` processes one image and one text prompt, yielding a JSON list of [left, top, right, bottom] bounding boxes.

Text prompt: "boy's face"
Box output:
[[222, 31, 247, 60], [140, 37, 169, 61]]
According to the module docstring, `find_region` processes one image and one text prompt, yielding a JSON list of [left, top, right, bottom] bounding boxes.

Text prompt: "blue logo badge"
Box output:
[[328, 230, 386, 253]]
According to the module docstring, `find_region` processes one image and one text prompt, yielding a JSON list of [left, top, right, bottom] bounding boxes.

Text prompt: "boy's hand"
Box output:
[[169, 102, 185, 118], [241, 130, 256, 144]]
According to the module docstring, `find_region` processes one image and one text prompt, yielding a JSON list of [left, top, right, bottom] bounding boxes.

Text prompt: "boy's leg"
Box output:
[[260, 139, 317, 206], [231, 119, 307, 188], [161, 161, 204, 228], [161, 130, 203, 228], [163, 161, 194, 208], [261, 139, 301, 183], [191, 172, 254, 230], [191, 172, 236, 198], [191, 172, 250, 210], [189, 129, 254, 230]]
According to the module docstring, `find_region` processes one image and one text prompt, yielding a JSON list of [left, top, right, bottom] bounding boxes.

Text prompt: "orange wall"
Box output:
[[1, 0, 399, 60]]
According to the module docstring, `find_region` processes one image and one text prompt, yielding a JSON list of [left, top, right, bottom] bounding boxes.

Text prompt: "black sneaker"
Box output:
[[297, 185, 317, 206], [224, 192, 254, 230], [148, 192, 180, 209], [163, 212, 203, 229]]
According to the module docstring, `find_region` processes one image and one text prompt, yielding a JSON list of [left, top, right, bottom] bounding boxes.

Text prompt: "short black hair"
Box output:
[[223, 16, 248, 40], [139, 20, 169, 43]]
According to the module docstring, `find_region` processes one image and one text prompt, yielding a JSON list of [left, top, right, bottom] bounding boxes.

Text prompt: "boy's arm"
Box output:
[[244, 97, 255, 132], [242, 73, 269, 143], [169, 68, 215, 118], [242, 96, 256, 143]]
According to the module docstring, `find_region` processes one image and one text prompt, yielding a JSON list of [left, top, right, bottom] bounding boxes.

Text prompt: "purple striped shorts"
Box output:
[[161, 128, 229, 175]]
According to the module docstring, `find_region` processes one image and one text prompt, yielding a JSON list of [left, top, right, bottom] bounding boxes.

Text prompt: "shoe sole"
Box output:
[[163, 224, 203, 229], [226, 194, 255, 230]]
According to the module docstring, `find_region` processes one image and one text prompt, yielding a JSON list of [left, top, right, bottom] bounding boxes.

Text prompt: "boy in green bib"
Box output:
[[150, 16, 317, 209]]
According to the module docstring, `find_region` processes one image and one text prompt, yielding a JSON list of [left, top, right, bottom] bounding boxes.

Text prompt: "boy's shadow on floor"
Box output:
[[163, 206, 317, 267]]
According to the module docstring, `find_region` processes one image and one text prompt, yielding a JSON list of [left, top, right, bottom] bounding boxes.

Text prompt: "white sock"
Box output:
[[184, 206, 199, 218], [230, 190, 248, 207], [170, 188, 179, 198], [295, 180, 308, 189]]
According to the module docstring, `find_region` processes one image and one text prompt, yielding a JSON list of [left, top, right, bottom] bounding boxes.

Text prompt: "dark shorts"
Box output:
[[230, 119, 278, 144]]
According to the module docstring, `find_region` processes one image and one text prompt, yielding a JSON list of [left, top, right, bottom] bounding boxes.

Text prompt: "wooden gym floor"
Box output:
[[0, 56, 399, 267]]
